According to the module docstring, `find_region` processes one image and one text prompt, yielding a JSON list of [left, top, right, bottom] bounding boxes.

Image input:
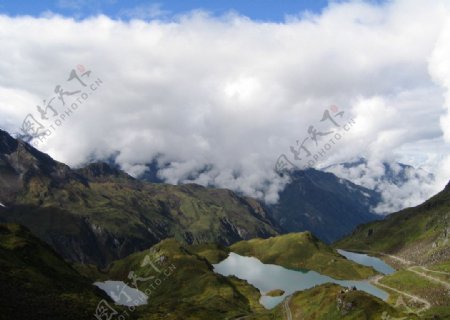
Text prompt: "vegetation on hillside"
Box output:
[[272, 283, 416, 320], [335, 182, 450, 265], [1, 130, 279, 267], [0, 223, 109, 320]]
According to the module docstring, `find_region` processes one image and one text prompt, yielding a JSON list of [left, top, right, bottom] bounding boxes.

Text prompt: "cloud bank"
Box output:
[[325, 159, 437, 214], [0, 0, 450, 207]]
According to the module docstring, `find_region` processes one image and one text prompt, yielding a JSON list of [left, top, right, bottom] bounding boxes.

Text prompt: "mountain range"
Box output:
[[0, 129, 279, 266], [0, 128, 383, 263], [1, 128, 449, 319]]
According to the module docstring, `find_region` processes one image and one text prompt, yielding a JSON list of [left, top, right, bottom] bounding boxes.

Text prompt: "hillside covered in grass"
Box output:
[[94, 239, 266, 319], [0, 223, 107, 320], [273, 283, 416, 320], [85, 238, 404, 319], [335, 181, 450, 265]]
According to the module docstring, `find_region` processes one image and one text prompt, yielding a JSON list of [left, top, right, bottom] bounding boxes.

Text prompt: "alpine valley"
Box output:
[[0, 129, 449, 319]]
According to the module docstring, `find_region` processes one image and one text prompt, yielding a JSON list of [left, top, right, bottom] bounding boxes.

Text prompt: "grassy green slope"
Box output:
[[273, 283, 416, 320], [188, 242, 230, 264], [15, 173, 279, 246], [378, 269, 449, 318], [0, 223, 107, 320], [335, 182, 450, 265], [230, 232, 378, 280], [101, 239, 264, 320]]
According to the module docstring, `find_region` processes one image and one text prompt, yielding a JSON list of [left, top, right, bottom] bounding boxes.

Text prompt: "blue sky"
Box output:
[[0, 0, 383, 21]]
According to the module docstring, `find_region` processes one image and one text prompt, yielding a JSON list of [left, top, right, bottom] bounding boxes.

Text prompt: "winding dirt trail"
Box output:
[[351, 250, 450, 313], [283, 295, 293, 320], [379, 253, 413, 266], [358, 250, 450, 289], [370, 275, 431, 313], [408, 266, 450, 290], [235, 251, 450, 320], [420, 268, 450, 276]]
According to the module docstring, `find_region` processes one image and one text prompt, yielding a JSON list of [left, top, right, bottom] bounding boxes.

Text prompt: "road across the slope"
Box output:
[[409, 266, 450, 290], [283, 295, 293, 320], [371, 275, 431, 313]]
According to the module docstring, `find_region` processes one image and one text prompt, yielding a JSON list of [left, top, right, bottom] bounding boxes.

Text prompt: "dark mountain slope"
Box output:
[[269, 169, 381, 243], [0, 129, 279, 267], [0, 223, 106, 320]]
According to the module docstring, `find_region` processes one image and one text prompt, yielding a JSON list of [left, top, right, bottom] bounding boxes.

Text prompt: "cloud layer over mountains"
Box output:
[[0, 0, 450, 208]]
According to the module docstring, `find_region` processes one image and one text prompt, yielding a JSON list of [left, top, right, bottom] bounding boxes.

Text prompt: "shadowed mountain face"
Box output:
[[335, 181, 450, 265], [0, 129, 279, 267], [0, 223, 105, 320], [269, 169, 381, 243], [0, 129, 86, 203], [137, 161, 383, 244]]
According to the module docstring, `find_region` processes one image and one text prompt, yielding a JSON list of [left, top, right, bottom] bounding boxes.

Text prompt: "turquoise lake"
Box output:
[[213, 252, 391, 309], [337, 249, 396, 275]]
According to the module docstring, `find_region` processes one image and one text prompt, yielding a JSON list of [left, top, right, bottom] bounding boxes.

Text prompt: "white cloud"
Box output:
[[429, 11, 450, 144], [0, 0, 449, 206], [325, 159, 437, 214]]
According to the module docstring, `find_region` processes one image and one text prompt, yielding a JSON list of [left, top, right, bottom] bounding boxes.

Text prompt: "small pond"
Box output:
[[337, 249, 396, 275]]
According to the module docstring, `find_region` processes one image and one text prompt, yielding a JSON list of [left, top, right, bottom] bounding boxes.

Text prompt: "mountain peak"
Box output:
[[0, 129, 86, 203], [0, 128, 19, 154], [77, 161, 133, 181]]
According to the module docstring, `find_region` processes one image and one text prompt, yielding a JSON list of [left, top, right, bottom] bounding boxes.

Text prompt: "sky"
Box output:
[[1, 0, 334, 21], [0, 0, 450, 212]]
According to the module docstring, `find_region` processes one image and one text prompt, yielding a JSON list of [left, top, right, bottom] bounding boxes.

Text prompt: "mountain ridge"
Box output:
[[0, 129, 279, 267]]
